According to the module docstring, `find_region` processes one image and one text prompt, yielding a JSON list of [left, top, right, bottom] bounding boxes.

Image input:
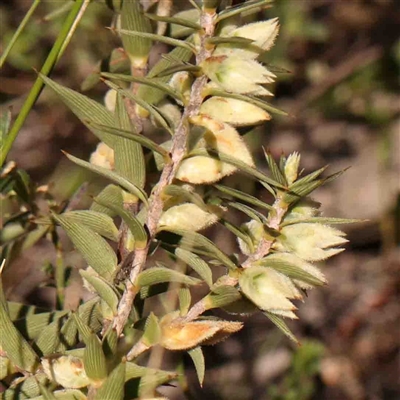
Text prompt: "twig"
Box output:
[[112, 8, 217, 336]]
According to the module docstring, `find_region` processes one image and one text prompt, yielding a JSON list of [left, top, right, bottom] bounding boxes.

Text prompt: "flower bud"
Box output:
[[237, 219, 265, 255], [158, 203, 223, 232], [42, 355, 91, 389], [89, 142, 114, 170], [169, 71, 192, 105], [239, 266, 301, 318], [275, 223, 348, 261], [284, 152, 301, 185], [213, 18, 279, 59], [200, 56, 275, 95], [200, 96, 270, 126], [159, 312, 243, 350], [175, 156, 224, 184]]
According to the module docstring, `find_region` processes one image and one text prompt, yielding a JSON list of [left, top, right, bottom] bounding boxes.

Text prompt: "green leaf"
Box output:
[[207, 36, 255, 46], [175, 248, 213, 287], [137, 266, 201, 287], [217, 0, 274, 22], [228, 201, 268, 224], [104, 80, 173, 135], [264, 311, 299, 344], [38, 381, 57, 400], [53, 213, 117, 280], [120, 0, 152, 61], [189, 148, 283, 190], [101, 72, 184, 102], [62, 210, 119, 241], [30, 389, 88, 400], [102, 327, 118, 357], [188, 347, 205, 386], [35, 317, 63, 356], [145, 12, 201, 30], [64, 152, 148, 206], [219, 219, 253, 251], [0, 284, 39, 372], [78, 297, 103, 334], [152, 62, 200, 78], [171, 229, 237, 270], [163, 184, 206, 210], [55, 316, 78, 353], [178, 288, 192, 315], [1, 373, 48, 399], [170, 8, 200, 37], [94, 362, 126, 400], [281, 217, 362, 227], [207, 88, 287, 116], [255, 258, 325, 287], [117, 29, 196, 53], [94, 196, 147, 249], [87, 122, 169, 158], [90, 184, 124, 216], [264, 150, 287, 186], [142, 312, 161, 346], [72, 312, 92, 344], [139, 46, 193, 106], [84, 334, 108, 381], [114, 93, 146, 189], [40, 74, 116, 147], [14, 310, 69, 341], [79, 270, 119, 315], [204, 285, 242, 310]]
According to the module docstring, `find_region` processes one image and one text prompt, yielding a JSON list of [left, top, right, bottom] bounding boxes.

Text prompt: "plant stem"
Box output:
[[0, 0, 90, 167], [0, 0, 41, 69], [112, 9, 217, 336]]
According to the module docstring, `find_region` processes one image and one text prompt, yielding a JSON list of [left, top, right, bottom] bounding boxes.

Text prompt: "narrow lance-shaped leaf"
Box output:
[[53, 213, 117, 280], [175, 248, 213, 287], [90, 184, 124, 216], [120, 0, 152, 64], [64, 152, 148, 206], [137, 266, 201, 287], [117, 29, 196, 53], [264, 311, 299, 344], [94, 361, 126, 400], [79, 270, 119, 316], [114, 92, 146, 188], [145, 12, 201, 30], [188, 347, 205, 387], [217, 0, 274, 22], [94, 196, 147, 249], [40, 74, 116, 148], [0, 280, 39, 372], [101, 72, 184, 102], [62, 210, 119, 241], [104, 80, 173, 135], [87, 122, 169, 158], [83, 334, 108, 382]]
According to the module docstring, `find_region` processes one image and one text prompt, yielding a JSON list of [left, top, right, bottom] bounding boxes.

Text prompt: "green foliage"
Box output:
[[0, 1, 357, 398]]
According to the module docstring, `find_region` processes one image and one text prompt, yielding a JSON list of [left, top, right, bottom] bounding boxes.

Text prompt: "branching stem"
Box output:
[[112, 9, 216, 336]]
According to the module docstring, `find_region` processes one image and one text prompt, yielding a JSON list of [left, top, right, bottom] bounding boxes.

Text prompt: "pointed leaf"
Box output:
[[62, 210, 119, 241], [228, 202, 268, 224], [142, 312, 162, 346], [41, 74, 116, 147], [217, 0, 274, 22], [53, 213, 117, 279], [87, 122, 169, 158], [101, 72, 184, 102], [178, 288, 192, 316], [281, 217, 362, 227], [264, 311, 299, 344], [64, 152, 148, 206], [137, 267, 201, 287], [207, 36, 256, 46], [171, 229, 237, 270], [79, 270, 119, 315], [72, 312, 92, 344], [203, 285, 242, 310], [104, 80, 173, 134], [188, 347, 205, 387], [120, 0, 152, 62], [264, 150, 287, 185], [90, 184, 124, 216], [117, 29, 196, 53], [94, 361, 125, 400], [94, 196, 147, 249], [175, 248, 213, 287], [83, 334, 107, 382], [153, 62, 200, 78], [114, 93, 146, 188], [145, 12, 201, 30], [0, 286, 39, 372]]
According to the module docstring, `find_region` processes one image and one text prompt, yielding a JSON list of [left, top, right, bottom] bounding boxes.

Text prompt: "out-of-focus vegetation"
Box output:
[[1, 1, 399, 399]]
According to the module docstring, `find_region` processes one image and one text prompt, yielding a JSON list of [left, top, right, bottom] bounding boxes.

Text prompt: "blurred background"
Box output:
[[1, 0, 399, 399]]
